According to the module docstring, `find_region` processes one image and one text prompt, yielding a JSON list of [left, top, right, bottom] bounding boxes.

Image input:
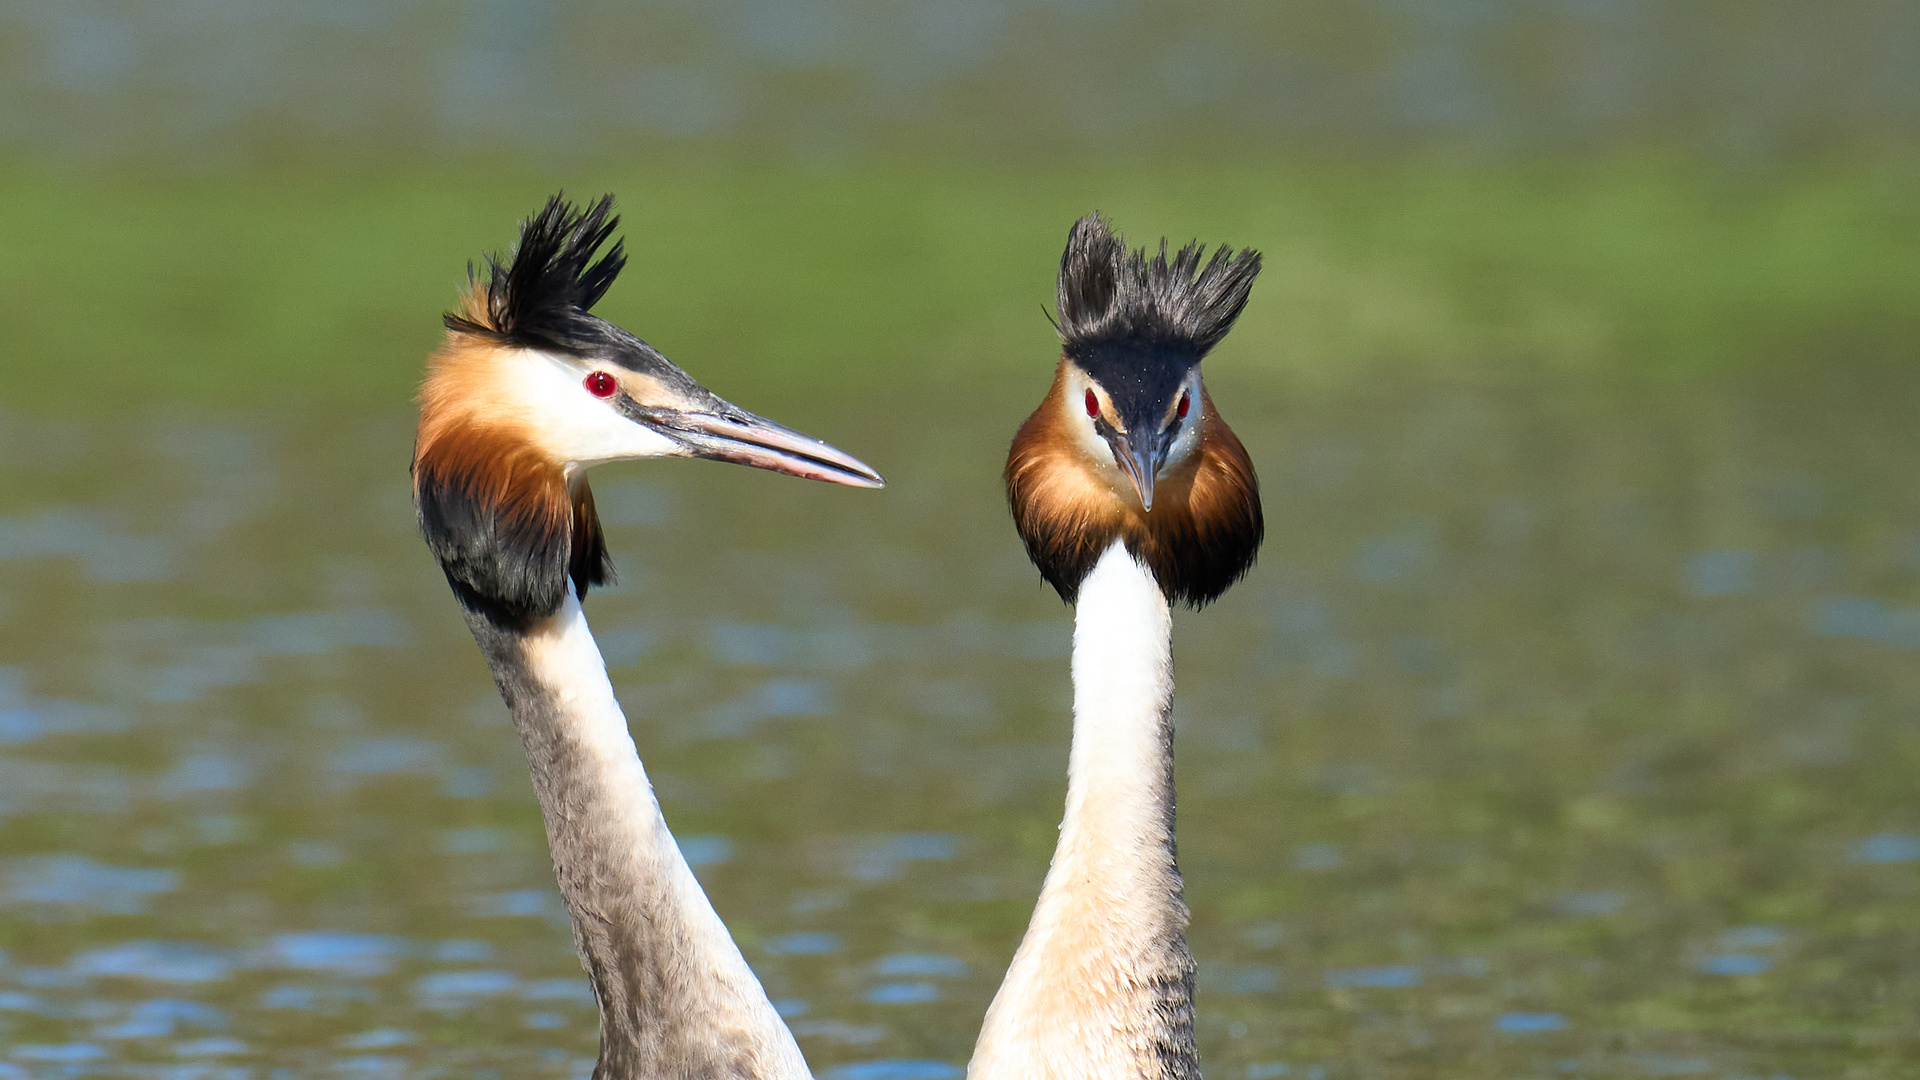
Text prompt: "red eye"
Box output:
[[1177, 392, 1190, 420], [1085, 389, 1100, 418], [585, 371, 618, 398]]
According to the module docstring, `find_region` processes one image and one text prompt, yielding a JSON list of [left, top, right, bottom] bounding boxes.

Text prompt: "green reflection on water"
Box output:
[[2, 360, 1919, 1076]]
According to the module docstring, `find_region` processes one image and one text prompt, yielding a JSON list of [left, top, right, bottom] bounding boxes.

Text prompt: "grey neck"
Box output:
[[464, 594, 811, 1080]]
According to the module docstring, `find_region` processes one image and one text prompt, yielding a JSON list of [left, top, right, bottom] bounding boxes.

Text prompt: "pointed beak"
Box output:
[[1108, 430, 1167, 512], [626, 399, 884, 489]]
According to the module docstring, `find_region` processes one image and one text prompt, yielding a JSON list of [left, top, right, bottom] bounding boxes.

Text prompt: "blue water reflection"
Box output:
[[2, 856, 176, 915], [872, 954, 967, 978], [412, 969, 520, 1007], [260, 933, 405, 977], [864, 982, 939, 1005], [93, 999, 227, 1039], [70, 942, 233, 984], [676, 838, 736, 874], [1813, 599, 1920, 648], [173, 1037, 248, 1057], [10, 1043, 109, 1063], [763, 932, 844, 957], [1216, 965, 1281, 995], [1494, 1012, 1569, 1034], [1853, 834, 1920, 863], [1324, 966, 1421, 990], [1696, 954, 1770, 977], [1683, 550, 1755, 597]]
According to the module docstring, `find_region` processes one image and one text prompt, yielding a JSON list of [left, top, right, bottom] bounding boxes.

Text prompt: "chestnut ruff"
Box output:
[[1007, 214, 1264, 607], [1007, 367, 1260, 607]]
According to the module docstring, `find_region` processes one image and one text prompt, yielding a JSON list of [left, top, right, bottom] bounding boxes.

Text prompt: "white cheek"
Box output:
[[1059, 381, 1118, 468], [508, 352, 682, 466]]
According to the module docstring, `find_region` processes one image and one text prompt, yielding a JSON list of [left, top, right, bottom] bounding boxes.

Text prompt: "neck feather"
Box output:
[[464, 594, 810, 1080], [969, 541, 1198, 1080]]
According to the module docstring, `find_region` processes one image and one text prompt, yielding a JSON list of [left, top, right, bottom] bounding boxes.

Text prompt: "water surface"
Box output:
[[2, 366, 1917, 1077]]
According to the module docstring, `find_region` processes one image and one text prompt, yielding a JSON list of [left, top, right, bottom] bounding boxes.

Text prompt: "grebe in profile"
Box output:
[[970, 214, 1263, 1080], [412, 195, 881, 1079]]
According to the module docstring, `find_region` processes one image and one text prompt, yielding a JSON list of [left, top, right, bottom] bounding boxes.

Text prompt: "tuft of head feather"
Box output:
[[443, 194, 627, 353], [1056, 213, 1261, 360]]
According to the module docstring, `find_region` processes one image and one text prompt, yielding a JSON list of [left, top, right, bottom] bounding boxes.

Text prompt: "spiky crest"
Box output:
[[444, 194, 627, 352], [1056, 213, 1262, 359]]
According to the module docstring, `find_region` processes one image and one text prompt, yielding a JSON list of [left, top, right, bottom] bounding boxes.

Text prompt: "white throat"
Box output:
[[969, 541, 1197, 1080]]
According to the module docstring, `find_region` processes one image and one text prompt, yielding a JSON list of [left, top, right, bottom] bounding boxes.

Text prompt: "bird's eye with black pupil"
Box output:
[[1085, 389, 1100, 418], [585, 371, 618, 398], [1176, 392, 1190, 420]]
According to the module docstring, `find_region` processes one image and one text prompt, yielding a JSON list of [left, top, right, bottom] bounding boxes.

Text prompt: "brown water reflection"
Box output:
[[1, 366, 1917, 1078]]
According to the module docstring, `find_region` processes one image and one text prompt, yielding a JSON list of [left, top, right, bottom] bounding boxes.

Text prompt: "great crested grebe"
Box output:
[[413, 194, 881, 1079], [971, 213, 1263, 1080]]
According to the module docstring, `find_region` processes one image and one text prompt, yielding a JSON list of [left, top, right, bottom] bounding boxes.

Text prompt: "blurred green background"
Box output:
[[1, 0, 1915, 406], [4, 5, 1920, 1080]]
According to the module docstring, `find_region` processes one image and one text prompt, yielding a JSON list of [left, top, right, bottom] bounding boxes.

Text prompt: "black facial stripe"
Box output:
[[610, 396, 721, 436], [608, 399, 701, 458], [611, 394, 654, 425]]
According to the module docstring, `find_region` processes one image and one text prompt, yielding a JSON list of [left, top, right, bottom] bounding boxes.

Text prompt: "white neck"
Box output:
[[470, 594, 810, 1080], [969, 542, 1198, 1080]]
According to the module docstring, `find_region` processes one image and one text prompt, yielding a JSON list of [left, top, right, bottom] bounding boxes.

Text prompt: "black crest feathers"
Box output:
[[1056, 213, 1262, 359], [444, 194, 627, 352]]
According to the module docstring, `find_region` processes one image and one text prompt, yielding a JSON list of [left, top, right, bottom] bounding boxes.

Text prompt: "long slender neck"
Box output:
[[970, 541, 1198, 1080], [463, 594, 810, 1080]]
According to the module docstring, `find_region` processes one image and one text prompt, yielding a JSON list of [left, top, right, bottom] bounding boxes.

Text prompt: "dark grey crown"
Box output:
[[1056, 213, 1262, 359]]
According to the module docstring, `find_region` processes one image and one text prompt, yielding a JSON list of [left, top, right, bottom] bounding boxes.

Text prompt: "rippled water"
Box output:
[[2, 366, 1918, 1078]]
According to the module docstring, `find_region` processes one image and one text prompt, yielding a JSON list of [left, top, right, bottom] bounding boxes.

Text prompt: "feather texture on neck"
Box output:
[[969, 541, 1198, 1080], [465, 594, 810, 1080]]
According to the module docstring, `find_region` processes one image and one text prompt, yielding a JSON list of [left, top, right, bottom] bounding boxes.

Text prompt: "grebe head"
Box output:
[[413, 194, 881, 628], [1006, 213, 1263, 607]]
